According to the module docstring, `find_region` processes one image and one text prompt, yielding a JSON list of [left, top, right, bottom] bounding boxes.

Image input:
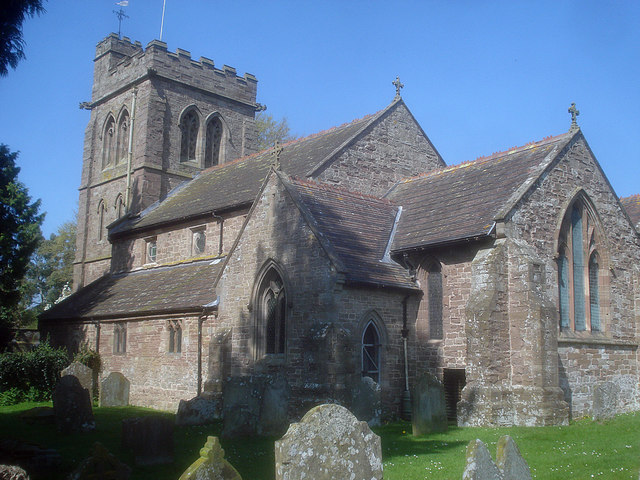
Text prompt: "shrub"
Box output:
[[73, 347, 101, 373]]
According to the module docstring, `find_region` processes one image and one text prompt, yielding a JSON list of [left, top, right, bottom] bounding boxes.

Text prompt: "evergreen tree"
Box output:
[[0, 0, 46, 76], [0, 144, 43, 348]]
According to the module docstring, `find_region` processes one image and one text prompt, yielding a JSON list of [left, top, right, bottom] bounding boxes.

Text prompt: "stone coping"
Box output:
[[558, 332, 638, 349]]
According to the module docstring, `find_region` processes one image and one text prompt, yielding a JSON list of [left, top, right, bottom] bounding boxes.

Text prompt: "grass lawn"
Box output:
[[0, 402, 638, 479]]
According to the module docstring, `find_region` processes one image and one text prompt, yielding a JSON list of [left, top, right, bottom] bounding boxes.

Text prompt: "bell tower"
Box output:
[[73, 34, 261, 289]]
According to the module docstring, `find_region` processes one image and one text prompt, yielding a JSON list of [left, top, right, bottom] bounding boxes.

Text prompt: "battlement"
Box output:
[[92, 34, 258, 107]]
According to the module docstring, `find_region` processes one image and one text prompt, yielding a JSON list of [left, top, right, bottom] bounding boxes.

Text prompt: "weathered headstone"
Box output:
[[99, 372, 130, 407], [61, 362, 94, 400], [350, 376, 382, 426], [496, 435, 531, 480], [258, 375, 289, 436], [52, 375, 95, 433], [176, 394, 220, 426], [0, 465, 29, 480], [178, 436, 242, 480], [462, 439, 501, 480], [121, 416, 173, 466], [68, 442, 130, 480], [275, 404, 383, 480], [592, 381, 620, 421], [412, 372, 448, 435]]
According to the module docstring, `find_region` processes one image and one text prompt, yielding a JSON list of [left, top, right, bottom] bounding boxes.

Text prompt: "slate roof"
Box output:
[[40, 259, 223, 321], [620, 195, 640, 229], [282, 174, 417, 290], [111, 100, 401, 237], [387, 132, 576, 252]]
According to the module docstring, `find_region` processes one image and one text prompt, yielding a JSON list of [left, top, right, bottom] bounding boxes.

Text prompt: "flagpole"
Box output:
[[159, 0, 166, 41]]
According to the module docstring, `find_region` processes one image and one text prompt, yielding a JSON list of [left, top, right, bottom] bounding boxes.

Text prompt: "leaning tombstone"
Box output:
[[68, 442, 131, 480], [462, 439, 501, 480], [99, 372, 130, 407], [178, 436, 242, 480], [412, 372, 448, 435], [176, 394, 219, 426], [275, 404, 383, 480], [592, 381, 620, 421], [350, 376, 382, 426], [52, 375, 95, 433], [496, 435, 531, 480], [121, 416, 173, 466], [61, 362, 94, 400]]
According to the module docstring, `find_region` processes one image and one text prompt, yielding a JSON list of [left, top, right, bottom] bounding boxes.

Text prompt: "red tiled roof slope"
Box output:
[[620, 194, 640, 228]]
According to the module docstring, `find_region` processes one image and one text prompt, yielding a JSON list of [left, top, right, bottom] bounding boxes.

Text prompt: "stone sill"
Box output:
[[558, 332, 638, 349]]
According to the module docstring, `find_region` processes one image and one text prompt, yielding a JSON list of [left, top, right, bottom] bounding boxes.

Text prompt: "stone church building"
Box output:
[[40, 34, 640, 426]]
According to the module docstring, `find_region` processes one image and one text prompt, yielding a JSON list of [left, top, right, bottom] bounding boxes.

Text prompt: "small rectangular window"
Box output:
[[145, 237, 157, 264]]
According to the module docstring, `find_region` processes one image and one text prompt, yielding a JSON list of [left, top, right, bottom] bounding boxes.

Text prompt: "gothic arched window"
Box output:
[[116, 109, 130, 165], [362, 320, 381, 383], [180, 109, 199, 162], [204, 116, 223, 168], [97, 199, 106, 242], [557, 195, 607, 332], [114, 193, 125, 219], [102, 115, 116, 169], [255, 266, 286, 357]]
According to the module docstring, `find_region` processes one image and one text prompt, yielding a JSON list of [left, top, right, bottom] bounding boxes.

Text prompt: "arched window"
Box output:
[[114, 194, 125, 219], [362, 320, 381, 383], [255, 267, 286, 357], [97, 200, 106, 242], [204, 116, 223, 168], [557, 195, 607, 332], [427, 262, 443, 339], [102, 115, 116, 169], [180, 109, 199, 162], [116, 109, 130, 165]]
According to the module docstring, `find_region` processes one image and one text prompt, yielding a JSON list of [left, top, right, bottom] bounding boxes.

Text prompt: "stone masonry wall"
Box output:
[[317, 102, 445, 198], [507, 134, 640, 417]]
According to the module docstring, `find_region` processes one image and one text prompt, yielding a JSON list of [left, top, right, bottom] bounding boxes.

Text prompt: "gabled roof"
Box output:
[[281, 174, 417, 290], [387, 131, 576, 252], [620, 195, 640, 229], [111, 99, 405, 237], [40, 259, 223, 321]]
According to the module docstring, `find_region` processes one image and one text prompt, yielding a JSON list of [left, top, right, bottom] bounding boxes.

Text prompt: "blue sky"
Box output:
[[1, 1, 638, 237]]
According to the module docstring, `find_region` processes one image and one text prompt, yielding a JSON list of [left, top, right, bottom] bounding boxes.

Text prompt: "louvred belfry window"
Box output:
[[205, 117, 222, 168]]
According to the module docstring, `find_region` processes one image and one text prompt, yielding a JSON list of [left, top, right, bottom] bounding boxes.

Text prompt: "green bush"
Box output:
[[0, 340, 69, 403], [73, 347, 101, 373]]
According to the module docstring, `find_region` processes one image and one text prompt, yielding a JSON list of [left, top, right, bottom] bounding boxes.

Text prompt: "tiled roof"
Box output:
[[282, 175, 417, 290], [40, 259, 223, 321], [111, 102, 398, 236], [620, 194, 640, 228], [388, 132, 575, 252]]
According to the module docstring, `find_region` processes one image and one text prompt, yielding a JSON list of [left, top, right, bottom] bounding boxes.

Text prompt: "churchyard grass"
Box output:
[[0, 403, 638, 479]]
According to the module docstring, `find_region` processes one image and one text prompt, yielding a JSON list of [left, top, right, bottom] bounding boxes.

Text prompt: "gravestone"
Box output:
[[178, 436, 242, 480], [99, 372, 130, 407], [0, 465, 29, 480], [412, 372, 447, 435], [121, 416, 173, 466], [52, 375, 95, 433], [592, 381, 620, 421], [0, 439, 61, 477], [176, 394, 219, 426], [222, 375, 289, 437], [68, 442, 130, 480], [61, 362, 94, 400], [350, 376, 382, 426], [462, 439, 501, 480], [275, 404, 383, 480], [496, 435, 531, 480]]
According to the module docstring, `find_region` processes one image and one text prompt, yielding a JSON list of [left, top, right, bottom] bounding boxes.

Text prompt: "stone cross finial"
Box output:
[[568, 103, 580, 132], [272, 140, 283, 170], [392, 76, 404, 98]]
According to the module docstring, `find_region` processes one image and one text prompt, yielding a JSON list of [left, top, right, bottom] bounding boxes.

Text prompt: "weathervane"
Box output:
[[272, 140, 283, 170], [568, 102, 580, 132], [392, 76, 404, 98], [114, 1, 129, 38]]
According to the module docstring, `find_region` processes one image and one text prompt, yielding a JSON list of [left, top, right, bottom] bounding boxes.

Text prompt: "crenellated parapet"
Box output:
[[91, 33, 258, 109]]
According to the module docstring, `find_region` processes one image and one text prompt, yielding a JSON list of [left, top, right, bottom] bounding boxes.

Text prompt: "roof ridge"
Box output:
[[399, 131, 571, 184], [289, 175, 393, 205], [620, 194, 640, 201]]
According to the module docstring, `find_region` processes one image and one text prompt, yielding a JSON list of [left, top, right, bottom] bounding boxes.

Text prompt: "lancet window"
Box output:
[[180, 109, 199, 162], [102, 115, 116, 169], [204, 116, 223, 168], [255, 265, 286, 357], [116, 109, 130, 164], [362, 320, 381, 383]]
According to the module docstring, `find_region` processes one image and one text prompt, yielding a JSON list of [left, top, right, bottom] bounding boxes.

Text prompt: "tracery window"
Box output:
[[102, 115, 116, 169], [204, 116, 223, 168], [558, 196, 606, 332], [113, 322, 127, 354], [255, 266, 286, 357], [116, 109, 130, 165], [362, 320, 381, 383], [180, 109, 199, 162], [168, 321, 182, 353]]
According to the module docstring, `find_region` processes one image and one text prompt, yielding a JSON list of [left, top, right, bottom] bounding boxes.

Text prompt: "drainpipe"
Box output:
[[212, 213, 223, 255], [125, 88, 137, 212], [94, 319, 100, 354], [401, 295, 412, 420], [197, 314, 205, 396]]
